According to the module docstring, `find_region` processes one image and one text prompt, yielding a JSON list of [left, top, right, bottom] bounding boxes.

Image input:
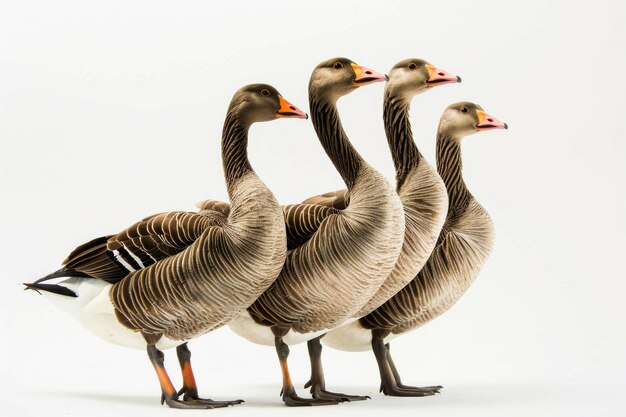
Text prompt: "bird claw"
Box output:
[[380, 383, 442, 397], [163, 388, 244, 408], [282, 386, 340, 407]]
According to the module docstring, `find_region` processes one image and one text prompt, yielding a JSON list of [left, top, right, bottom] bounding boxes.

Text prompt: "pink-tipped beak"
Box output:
[[476, 111, 508, 130], [351, 63, 388, 86], [426, 65, 461, 87], [276, 96, 309, 119]]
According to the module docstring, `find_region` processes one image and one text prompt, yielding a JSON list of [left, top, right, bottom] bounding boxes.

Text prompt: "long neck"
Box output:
[[221, 111, 253, 198], [436, 133, 471, 215], [309, 95, 363, 190], [383, 93, 420, 190]]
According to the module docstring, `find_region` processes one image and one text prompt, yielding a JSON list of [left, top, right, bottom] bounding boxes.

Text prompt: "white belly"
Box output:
[[40, 277, 181, 350], [228, 311, 358, 346], [322, 320, 400, 352]]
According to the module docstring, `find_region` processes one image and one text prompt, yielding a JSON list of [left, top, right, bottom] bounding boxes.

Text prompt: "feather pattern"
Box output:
[[196, 199, 231, 221], [301, 189, 349, 210], [196, 200, 341, 251], [61, 213, 219, 284], [242, 97, 405, 334], [108, 109, 287, 342], [30, 100, 288, 345], [356, 97, 448, 316], [283, 204, 341, 250], [359, 133, 495, 335], [307, 96, 448, 320]]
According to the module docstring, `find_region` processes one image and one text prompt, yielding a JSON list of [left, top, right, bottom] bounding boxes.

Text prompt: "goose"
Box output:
[[323, 102, 507, 396], [303, 58, 459, 398], [221, 57, 405, 406], [23, 84, 308, 409]]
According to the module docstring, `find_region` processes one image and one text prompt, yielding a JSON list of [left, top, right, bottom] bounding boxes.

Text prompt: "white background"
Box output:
[[1, 1, 625, 416]]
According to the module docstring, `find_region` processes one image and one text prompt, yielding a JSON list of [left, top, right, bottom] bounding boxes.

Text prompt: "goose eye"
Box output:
[[261, 89, 270, 96], [460, 107, 469, 113], [408, 63, 417, 70], [333, 62, 344, 70]]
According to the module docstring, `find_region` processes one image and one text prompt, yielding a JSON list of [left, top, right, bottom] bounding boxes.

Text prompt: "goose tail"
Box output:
[[23, 281, 78, 298], [23, 267, 93, 297], [23, 272, 110, 321]]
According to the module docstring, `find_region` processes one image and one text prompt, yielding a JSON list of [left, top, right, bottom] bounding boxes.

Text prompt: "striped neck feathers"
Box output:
[[383, 93, 420, 190], [436, 133, 471, 216], [221, 110, 254, 196], [309, 95, 364, 190]]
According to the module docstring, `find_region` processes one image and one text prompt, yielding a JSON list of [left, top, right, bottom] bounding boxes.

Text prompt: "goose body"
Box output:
[[323, 196, 494, 351], [234, 163, 404, 338], [226, 58, 404, 406], [296, 59, 456, 399], [326, 101, 507, 397], [110, 172, 287, 342], [24, 85, 308, 408], [364, 197, 494, 340], [32, 114, 288, 348], [317, 59, 459, 351], [199, 168, 407, 348], [226, 60, 404, 344]]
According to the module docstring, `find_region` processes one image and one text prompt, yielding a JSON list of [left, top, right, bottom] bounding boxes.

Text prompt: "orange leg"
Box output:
[[146, 344, 241, 409], [174, 343, 243, 407]]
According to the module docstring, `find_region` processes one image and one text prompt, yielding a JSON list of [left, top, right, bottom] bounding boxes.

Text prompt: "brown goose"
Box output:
[[222, 58, 405, 406], [326, 102, 507, 396], [23, 84, 308, 409], [304, 58, 459, 398]]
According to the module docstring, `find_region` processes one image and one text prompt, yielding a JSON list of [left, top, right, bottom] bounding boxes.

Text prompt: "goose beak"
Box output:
[[426, 65, 461, 86], [476, 110, 508, 130], [276, 96, 309, 119], [351, 63, 387, 86]]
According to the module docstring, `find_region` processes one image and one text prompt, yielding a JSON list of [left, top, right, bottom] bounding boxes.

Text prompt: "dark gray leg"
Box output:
[[271, 327, 339, 406], [371, 330, 440, 397], [303, 335, 370, 401], [386, 342, 443, 392]]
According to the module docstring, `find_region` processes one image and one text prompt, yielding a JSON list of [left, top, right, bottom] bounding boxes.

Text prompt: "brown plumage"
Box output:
[[24, 84, 307, 408], [226, 58, 405, 406], [316, 59, 458, 319], [304, 59, 456, 399], [242, 59, 404, 335], [325, 101, 507, 396], [62, 212, 217, 284]]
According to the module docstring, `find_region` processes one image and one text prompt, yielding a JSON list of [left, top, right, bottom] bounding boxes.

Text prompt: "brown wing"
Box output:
[[301, 189, 350, 210], [196, 199, 231, 218], [196, 199, 340, 251], [62, 211, 218, 284], [283, 203, 340, 250]]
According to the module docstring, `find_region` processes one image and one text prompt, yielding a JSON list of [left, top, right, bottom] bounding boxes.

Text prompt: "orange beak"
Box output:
[[425, 64, 461, 87], [351, 63, 388, 86], [276, 96, 308, 119], [476, 110, 508, 130]]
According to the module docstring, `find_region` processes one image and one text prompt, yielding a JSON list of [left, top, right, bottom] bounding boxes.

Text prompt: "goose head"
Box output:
[[228, 83, 308, 127], [438, 102, 508, 139], [309, 57, 387, 102], [386, 58, 460, 101]]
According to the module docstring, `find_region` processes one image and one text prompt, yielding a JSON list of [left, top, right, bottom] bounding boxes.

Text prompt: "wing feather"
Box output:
[[61, 211, 218, 284], [283, 203, 340, 250], [301, 189, 350, 210]]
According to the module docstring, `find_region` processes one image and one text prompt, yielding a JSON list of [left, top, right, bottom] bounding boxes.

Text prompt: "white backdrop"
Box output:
[[1, 1, 624, 416]]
